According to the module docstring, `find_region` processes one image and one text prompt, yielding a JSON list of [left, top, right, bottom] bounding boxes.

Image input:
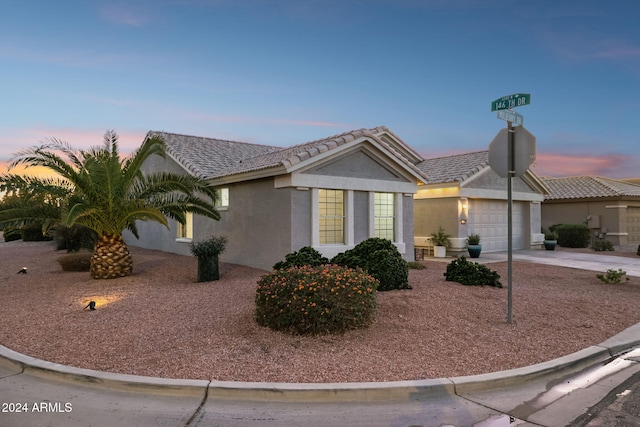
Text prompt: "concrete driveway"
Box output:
[[475, 249, 640, 278]]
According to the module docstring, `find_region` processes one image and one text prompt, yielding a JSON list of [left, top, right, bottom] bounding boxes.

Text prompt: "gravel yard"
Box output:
[[1, 240, 639, 383]]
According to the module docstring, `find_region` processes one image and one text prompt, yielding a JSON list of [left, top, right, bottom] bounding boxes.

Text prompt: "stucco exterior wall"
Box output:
[[414, 198, 458, 240], [290, 188, 312, 251], [353, 191, 370, 244], [541, 198, 635, 245]]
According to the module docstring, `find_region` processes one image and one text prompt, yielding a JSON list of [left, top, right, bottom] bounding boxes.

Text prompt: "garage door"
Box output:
[[627, 207, 640, 244], [468, 200, 526, 252]]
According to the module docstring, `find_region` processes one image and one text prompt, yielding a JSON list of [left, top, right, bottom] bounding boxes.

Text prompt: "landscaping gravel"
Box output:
[[1, 240, 639, 383]]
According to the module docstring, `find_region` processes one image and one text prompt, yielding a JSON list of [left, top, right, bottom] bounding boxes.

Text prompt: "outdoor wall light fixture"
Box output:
[[458, 197, 469, 225]]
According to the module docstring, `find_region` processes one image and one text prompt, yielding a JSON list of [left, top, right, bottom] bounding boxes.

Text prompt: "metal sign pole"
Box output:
[[489, 92, 533, 325], [507, 121, 514, 324]]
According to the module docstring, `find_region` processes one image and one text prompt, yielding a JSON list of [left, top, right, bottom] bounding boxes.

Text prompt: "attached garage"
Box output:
[[413, 151, 547, 256], [626, 207, 640, 244], [468, 200, 526, 251]]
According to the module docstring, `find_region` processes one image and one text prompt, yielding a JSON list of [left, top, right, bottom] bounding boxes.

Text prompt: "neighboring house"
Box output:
[[540, 176, 640, 246], [413, 151, 548, 255], [125, 126, 428, 271]]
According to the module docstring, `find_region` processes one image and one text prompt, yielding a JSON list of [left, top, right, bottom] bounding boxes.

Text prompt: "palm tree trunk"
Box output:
[[90, 234, 133, 279]]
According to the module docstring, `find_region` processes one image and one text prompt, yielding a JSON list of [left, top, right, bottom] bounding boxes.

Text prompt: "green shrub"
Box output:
[[255, 264, 378, 335], [591, 238, 614, 252], [273, 246, 329, 270], [51, 224, 97, 252], [21, 222, 51, 241], [57, 252, 93, 272], [190, 235, 227, 282], [444, 257, 502, 288], [596, 269, 629, 284], [331, 238, 410, 291], [3, 227, 22, 242], [190, 235, 227, 258], [555, 224, 590, 248]]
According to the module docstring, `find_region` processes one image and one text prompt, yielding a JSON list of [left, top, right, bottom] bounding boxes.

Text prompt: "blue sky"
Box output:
[[1, 0, 639, 178]]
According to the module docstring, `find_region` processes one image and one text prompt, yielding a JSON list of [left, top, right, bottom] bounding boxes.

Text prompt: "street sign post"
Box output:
[[497, 109, 523, 126], [489, 92, 531, 325], [491, 93, 530, 111]]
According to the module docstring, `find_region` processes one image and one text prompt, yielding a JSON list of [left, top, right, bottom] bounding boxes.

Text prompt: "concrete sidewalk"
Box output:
[[1, 322, 640, 427]]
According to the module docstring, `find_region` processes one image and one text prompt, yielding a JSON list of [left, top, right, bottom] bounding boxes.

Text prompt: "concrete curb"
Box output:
[[2, 322, 640, 402]]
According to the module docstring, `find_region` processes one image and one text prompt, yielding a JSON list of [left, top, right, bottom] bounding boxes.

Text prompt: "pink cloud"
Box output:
[[531, 152, 637, 179], [0, 127, 147, 160], [415, 147, 639, 181]]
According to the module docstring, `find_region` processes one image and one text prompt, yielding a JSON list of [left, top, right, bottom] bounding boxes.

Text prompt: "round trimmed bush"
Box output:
[[331, 238, 410, 291], [255, 264, 378, 335], [273, 246, 329, 270]]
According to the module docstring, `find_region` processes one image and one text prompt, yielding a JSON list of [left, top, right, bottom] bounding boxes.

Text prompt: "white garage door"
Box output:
[[468, 200, 526, 252]]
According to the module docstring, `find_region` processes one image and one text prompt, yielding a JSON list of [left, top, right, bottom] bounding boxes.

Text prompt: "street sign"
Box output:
[[488, 126, 536, 178], [491, 93, 530, 111], [497, 109, 523, 126]]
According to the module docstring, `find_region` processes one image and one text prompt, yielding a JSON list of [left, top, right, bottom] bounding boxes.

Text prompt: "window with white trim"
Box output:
[[318, 189, 344, 244], [374, 192, 395, 241], [215, 188, 229, 207], [177, 212, 193, 240]]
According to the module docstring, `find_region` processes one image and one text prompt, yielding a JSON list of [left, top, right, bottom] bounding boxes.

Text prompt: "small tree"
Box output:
[[190, 235, 227, 282]]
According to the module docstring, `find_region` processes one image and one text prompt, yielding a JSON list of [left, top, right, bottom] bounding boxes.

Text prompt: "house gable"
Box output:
[[302, 148, 407, 182], [276, 143, 417, 193], [460, 167, 546, 201]]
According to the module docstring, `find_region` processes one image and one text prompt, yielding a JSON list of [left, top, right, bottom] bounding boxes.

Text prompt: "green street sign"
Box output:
[[491, 93, 531, 111]]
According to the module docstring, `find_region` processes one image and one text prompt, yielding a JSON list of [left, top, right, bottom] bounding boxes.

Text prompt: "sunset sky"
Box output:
[[1, 0, 639, 179]]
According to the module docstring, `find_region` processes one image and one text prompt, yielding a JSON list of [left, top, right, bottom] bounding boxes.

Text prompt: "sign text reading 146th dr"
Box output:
[[491, 93, 530, 111]]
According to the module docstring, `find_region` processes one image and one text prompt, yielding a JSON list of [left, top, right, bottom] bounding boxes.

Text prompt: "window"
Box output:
[[177, 212, 193, 240], [374, 192, 395, 241], [319, 189, 344, 244], [215, 188, 229, 207]]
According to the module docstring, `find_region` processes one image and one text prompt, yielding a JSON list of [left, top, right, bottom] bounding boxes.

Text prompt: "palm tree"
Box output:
[[0, 130, 220, 279]]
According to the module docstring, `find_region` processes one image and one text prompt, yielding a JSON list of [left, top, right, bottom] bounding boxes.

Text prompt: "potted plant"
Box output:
[[543, 230, 558, 251], [431, 227, 451, 258], [466, 233, 482, 258], [190, 235, 227, 281]]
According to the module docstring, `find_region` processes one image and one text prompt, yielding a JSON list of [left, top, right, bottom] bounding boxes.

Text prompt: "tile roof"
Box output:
[[147, 131, 281, 179], [148, 127, 428, 181], [415, 151, 489, 184], [541, 176, 640, 200]]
